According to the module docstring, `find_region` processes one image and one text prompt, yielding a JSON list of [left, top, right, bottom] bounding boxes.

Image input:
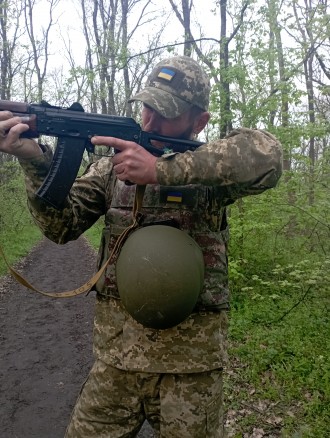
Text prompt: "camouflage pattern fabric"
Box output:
[[65, 359, 225, 438], [18, 127, 282, 374], [18, 126, 282, 436], [156, 128, 282, 189], [93, 297, 229, 373]]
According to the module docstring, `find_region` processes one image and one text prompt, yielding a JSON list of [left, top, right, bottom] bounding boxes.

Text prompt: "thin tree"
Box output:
[[0, 0, 26, 101], [23, 0, 59, 102], [79, 0, 167, 116], [292, 0, 330, 204], [168, 0, 249, 137]]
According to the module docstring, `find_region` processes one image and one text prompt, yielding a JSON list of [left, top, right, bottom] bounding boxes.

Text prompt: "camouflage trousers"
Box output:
[[65, 359, 225, 438]]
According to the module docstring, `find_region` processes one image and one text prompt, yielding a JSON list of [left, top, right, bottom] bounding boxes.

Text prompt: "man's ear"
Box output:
[[193, 112, 210, 134]]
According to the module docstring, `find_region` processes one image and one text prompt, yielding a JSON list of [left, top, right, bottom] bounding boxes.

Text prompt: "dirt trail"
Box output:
[[0, 237, 154, 438]]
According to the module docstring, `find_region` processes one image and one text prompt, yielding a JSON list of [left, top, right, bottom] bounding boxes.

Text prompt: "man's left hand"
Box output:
[[91, 136, 158, 185]]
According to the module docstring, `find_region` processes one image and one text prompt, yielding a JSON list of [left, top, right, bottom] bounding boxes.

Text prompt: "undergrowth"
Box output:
[[0, 163, 42, 275], [225, 190, 330, 437]]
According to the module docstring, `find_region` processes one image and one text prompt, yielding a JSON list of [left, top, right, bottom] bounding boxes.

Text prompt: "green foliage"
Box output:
[[83, 218, 104, 249], [226, 259, 330, 435], [225, 173, 330, 436], [0, 162, 42, 275]]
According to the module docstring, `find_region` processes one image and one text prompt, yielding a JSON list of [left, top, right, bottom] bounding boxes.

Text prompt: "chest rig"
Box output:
[[95, 180, 230, 311]]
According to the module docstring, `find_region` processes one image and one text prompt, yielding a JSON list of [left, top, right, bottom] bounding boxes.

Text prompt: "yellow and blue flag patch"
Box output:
[[166, 191, 183, 203], [158, 68, 176, 82], [159, 187, 197, 206]]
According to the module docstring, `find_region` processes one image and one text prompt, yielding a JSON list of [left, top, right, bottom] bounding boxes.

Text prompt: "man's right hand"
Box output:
[[0, 111, 42, 159]]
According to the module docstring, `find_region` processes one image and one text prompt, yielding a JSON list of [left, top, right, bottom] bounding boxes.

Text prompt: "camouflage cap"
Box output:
[[128, 55, 210, 119]]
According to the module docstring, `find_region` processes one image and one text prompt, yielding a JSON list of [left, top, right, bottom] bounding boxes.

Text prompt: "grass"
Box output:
[[224, 257, 330, 437], [0, 226, 42, 275], [83, 218, 104, 249], [0, 168, 42, 275]]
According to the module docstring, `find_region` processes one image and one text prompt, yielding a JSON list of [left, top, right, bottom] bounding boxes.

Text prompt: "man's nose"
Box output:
[[144, 110, 161, 132]]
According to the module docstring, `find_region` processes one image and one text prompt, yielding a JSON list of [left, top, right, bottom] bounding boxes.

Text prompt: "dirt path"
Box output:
[[0, 237, 154, 438]]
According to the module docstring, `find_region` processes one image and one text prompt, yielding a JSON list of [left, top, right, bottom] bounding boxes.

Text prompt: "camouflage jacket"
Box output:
[[19, 128, 282, 372]]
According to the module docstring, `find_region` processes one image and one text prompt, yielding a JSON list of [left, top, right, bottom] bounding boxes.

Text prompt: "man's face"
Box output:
[[141, 104, 196, 146]]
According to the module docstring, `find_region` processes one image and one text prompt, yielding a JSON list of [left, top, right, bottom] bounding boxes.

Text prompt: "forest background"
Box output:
[[0, 0, 329, 436]]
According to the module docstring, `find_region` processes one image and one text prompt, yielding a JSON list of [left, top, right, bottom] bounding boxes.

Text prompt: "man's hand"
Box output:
[[91, 136, 158, 185], [0, 111, 42, 159]]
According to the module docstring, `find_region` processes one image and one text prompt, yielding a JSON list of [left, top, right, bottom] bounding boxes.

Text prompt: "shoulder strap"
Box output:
[[0, 184, 146, 298]]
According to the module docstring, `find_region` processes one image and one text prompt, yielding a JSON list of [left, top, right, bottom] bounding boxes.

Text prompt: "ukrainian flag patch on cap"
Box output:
[[158, 68, 176, 82]]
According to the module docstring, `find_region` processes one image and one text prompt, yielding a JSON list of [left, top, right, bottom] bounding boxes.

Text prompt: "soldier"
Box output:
[[0, 55, 283, 437]]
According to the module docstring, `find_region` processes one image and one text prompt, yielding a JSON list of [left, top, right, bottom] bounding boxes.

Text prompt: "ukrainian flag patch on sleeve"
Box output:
[[158, 68, 176, 82]]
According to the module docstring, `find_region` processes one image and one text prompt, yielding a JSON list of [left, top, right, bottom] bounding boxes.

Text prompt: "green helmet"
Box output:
[[116, 225, 204, 329]]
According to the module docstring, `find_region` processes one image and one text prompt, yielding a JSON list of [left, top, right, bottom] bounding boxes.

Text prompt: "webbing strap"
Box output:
[[0, 184, 146, 298]]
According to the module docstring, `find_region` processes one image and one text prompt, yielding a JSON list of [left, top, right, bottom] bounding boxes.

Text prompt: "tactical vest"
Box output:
[[95, 180, 230, 311]]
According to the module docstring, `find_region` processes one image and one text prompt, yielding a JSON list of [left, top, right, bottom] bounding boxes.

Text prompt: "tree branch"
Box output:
[[273, 286, 312, 323], [124, 37, 221, 66]]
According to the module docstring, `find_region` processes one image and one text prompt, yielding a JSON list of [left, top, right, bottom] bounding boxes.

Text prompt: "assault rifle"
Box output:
[[0, 100, 204, 209]]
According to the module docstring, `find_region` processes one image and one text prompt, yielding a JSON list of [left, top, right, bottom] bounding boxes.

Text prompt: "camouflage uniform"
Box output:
[[18, 56, 283, 437]]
